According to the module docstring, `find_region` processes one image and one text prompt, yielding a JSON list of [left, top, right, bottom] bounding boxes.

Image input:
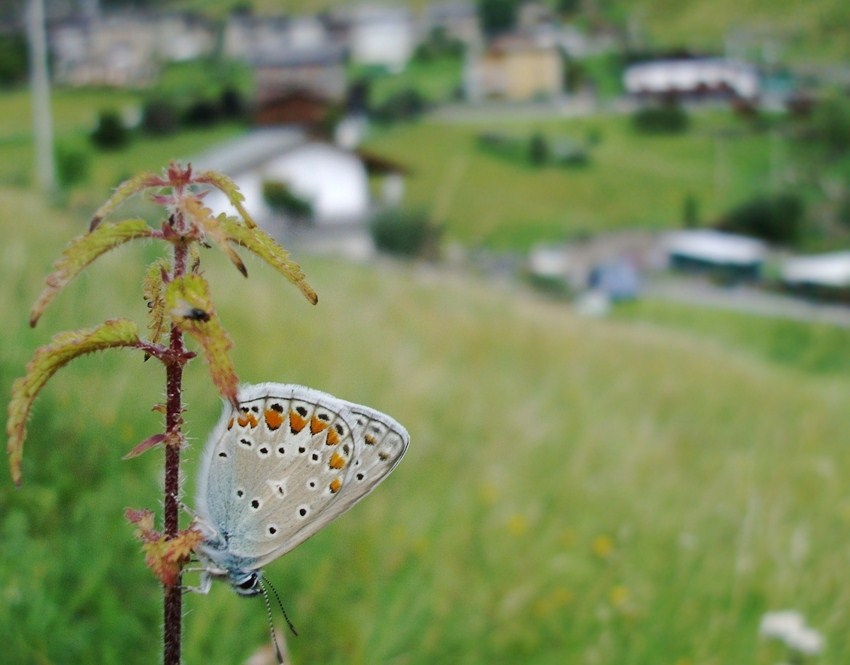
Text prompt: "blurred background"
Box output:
[[2, 0, 850, 663]]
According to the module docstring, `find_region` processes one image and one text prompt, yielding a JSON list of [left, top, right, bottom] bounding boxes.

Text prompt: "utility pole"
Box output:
[[27, 0, 57, 194]]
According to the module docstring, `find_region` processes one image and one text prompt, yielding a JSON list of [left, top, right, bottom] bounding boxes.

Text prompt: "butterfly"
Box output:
[[192, 383, 409, 597]]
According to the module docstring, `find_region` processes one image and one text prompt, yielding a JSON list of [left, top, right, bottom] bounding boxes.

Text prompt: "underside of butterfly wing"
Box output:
[[195, 383, 409, 573]]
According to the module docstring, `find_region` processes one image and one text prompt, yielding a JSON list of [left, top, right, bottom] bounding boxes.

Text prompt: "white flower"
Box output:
[[759, 610, 825, 656], [759, 610, 805, 641], [786, 625, 825, 656]]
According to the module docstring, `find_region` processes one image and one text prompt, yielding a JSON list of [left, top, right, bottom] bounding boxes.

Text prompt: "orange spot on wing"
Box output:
[[237, 413, 258, 428], [289, 411, 306, 434], [310, 417, 329, 434], [227, 418, 234, 430], [329, 452, 346, 469], [329, 478, 342, 494], [325, 428, 340, 446], [265, 409, 284, 430]]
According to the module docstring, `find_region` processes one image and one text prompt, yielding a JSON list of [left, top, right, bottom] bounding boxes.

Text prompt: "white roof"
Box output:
[[190, 127, 306, 175], [781, 251, 850, 288], [528, 245, 569, 277], [665, 230, 766, 266], [624, 58, 759, 99]]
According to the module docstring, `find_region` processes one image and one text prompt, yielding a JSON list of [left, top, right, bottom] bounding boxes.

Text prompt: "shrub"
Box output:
[[90, 110, 130, 150], [0, 34, 27, 87], [141, 99, 180, 136], [528, 133, 549, 166], [370, 207, 441, 258], [219, 86, 246, 120], [718, 193, 805, 245], [55, 141, 91, 188], [262, 181, 313, 221], [809, 94, 850, 156], [374, 89, 427, 124], [183, 98, 221, 128], [631, 103, 689, 134]]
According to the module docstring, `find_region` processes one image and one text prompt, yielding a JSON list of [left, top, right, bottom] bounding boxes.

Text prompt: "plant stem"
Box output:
[[163, 241, 189, 665]]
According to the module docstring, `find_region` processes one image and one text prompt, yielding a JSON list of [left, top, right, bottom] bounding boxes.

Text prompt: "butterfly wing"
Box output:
[[271, 396, 410, 558], [195, 383, 409, 572]]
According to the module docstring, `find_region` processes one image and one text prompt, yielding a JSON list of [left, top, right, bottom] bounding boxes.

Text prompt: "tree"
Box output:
[[718, 193, 805, 245], [90, 110, 130, 150], [478, 0, 519, 37]]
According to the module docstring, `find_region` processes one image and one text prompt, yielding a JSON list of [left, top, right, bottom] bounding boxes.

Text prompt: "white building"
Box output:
[[191, 128, 407, 259], [665, 229, 766, 279], [781, 252, 850, 290], [349, 6, 416, 73], [624, 58, 760, 100]]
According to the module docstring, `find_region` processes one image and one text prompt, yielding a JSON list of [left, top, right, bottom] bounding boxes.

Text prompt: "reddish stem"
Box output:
[[163, 240, 188, 665]]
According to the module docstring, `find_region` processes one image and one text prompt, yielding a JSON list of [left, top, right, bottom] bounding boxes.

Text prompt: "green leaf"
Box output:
[[194, 170, 258, 228], [7, 318, 141, 485], [180, 197, 247, 277], [142, 259, 169, 346], [30, 218, 155, 327], [90, 172, 161, 230], [220, 216, 319, 305], [165, 274, 238, 405]]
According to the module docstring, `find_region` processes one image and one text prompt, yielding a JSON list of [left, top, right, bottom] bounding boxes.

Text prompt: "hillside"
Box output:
[[161, 0, 850, 63], [2, 184, 850, 663]]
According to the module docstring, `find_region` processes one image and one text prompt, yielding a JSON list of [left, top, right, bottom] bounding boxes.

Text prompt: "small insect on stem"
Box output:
[[186, 308, 211, 322]]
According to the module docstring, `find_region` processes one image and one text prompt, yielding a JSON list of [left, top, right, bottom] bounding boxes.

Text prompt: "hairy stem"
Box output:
[[163, 241, 188, 665]]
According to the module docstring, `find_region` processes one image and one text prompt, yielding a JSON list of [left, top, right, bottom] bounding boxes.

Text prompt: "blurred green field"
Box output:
[[0, 88, 785, 251], [364, 112, 777, 249], [3, 184, 850, 664]]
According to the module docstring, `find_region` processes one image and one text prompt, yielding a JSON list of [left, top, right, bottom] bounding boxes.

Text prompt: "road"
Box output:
[[643, 276, 850, 328]]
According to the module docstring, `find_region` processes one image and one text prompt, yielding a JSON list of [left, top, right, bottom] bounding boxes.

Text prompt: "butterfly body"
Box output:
[[194, 383, 409, 594]]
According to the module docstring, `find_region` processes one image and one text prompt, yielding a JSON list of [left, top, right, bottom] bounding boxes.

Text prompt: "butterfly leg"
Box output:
[[181, 568, 213, 595]]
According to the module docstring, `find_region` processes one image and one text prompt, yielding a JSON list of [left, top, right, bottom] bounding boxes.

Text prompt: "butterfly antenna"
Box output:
[[262, 575, 299, 637], [258, 580, 286, 665]]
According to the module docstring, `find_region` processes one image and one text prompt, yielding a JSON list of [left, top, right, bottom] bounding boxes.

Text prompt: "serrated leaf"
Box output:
[[30, 219, 155, 327], [165, 275, 238, 405], [126, 510, 203, 586], [90, 172, 162, 230], [125, 508, 157, 540], [180, 197, 247, 277], [7, 318, 141, 484], [193, 170, 257, 228], [220, 216, 318, 305], [142, 259, 169, 345], [142, 528, 204, 587]]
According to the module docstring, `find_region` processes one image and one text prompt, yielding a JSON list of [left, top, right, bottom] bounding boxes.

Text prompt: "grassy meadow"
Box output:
[[3, 182, 850, 664], [363, 112, 779, 249]]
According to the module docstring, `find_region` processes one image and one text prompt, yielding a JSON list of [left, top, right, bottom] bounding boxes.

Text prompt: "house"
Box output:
[[781, 251, 850, 299], [50, 13, 159, 86], [623, 58, 760, 101], [50, 12, 216, 87], [465, 34, 563, 101], [423, 2, 481, 46], [191, 128, 409, 258], [348, 6, 416, 73], [250, 45, 348, 105], [665, 229, 766, 281], [253, 89, 337, 128], [224, 11, 347, 104]]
